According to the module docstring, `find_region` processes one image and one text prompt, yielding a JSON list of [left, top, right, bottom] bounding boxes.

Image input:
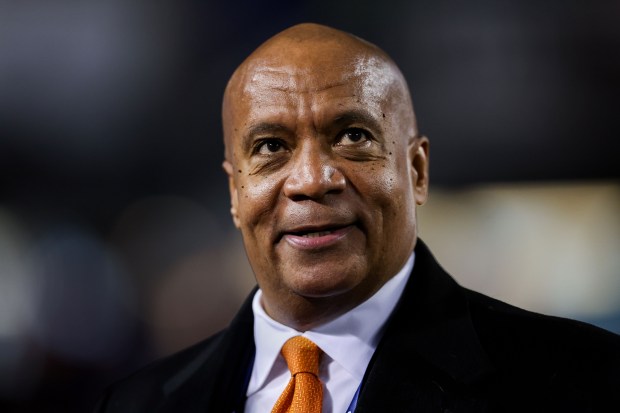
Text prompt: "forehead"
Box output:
[[244, 52, 394, 89], [233, 52, 399, 116]]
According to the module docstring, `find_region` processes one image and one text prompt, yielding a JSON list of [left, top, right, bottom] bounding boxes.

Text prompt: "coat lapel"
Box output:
[[356, 240, 494, 412], [157, 289, 257, 413]]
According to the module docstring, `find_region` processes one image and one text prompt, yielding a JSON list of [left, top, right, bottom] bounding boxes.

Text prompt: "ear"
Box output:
[[222, 160, 241, 228], [408, 136, 430, 205]]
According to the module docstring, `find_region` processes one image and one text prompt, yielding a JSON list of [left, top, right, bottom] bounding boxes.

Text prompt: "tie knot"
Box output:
[[281, 336, 321, 376]]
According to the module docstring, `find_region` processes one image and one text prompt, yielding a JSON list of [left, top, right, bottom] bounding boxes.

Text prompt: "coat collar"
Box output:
[[356, 239, 494, 412], [159, 289, 256, 413], [394, 239, 494, 383]]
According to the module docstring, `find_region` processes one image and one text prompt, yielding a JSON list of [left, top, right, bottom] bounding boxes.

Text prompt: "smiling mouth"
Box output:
[[281, 224, 354, 249], [286, 223, 350, 237]]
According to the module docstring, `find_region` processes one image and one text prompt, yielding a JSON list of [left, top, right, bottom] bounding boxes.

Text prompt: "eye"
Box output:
[[256, 139, 285, 155], [336, 128, 371, 146]]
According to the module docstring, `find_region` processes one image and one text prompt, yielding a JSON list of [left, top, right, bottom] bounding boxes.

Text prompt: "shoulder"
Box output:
[[95, 331, 227, 412], [95, 288, 257, 412], [464, 287, 620, 350], [463, 288, 620, 396]]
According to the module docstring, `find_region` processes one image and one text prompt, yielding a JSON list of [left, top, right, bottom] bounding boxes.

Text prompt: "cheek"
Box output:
[[236, 174, 282, 228], [357, 156, 414, 231], [362, 157, 409, 202]]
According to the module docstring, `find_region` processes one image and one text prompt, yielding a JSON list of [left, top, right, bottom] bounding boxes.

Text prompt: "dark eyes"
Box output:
[[253, 128, 371, 155], [256, 139, 285, 155], [337, 128, 370, 146]]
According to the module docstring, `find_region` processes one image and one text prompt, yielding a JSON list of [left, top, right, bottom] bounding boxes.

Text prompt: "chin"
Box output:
[[284, 264, 366, 299]]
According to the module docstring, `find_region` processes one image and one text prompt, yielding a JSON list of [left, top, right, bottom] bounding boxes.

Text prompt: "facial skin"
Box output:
[[222, 23, 429, 331]]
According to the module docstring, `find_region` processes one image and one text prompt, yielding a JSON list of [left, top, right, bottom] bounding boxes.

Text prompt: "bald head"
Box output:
[[223, 23, 418, 161]]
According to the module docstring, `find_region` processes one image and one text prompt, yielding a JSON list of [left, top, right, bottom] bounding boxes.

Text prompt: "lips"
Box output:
[[281, 224, 355, 249]]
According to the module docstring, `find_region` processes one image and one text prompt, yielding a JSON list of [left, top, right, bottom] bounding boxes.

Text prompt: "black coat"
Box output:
[[95, 240, 620, 412]]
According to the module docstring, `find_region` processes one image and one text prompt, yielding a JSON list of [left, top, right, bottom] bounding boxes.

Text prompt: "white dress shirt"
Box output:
[[245, 252, 414, 413]]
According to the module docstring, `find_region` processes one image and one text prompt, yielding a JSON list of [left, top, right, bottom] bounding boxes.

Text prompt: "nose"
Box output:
[[283, 144, 346, 200]]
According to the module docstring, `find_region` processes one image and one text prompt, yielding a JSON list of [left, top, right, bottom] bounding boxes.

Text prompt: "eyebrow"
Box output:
[[331, 109, 382, 132], [247, 122, 290, 137]]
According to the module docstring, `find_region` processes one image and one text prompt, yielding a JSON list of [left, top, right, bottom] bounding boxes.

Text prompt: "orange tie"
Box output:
[[271, 336, 323, 413]]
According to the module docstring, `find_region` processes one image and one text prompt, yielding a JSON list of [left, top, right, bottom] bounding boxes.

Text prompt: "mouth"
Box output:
[[280, 224, 355, 249], [292, 228, 341, 238]]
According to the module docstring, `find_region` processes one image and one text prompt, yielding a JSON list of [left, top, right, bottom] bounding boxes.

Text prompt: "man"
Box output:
[[96, 23, 620, 412]]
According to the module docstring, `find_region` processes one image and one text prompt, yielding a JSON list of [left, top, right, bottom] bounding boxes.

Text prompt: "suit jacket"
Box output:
[[95, 240, 620, 412]]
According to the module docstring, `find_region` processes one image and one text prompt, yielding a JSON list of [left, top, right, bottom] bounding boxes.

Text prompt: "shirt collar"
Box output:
[[250, 252, 414, 392]]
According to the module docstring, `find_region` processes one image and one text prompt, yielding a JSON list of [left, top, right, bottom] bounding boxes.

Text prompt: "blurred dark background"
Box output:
[[1, 0, 619, 411]]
